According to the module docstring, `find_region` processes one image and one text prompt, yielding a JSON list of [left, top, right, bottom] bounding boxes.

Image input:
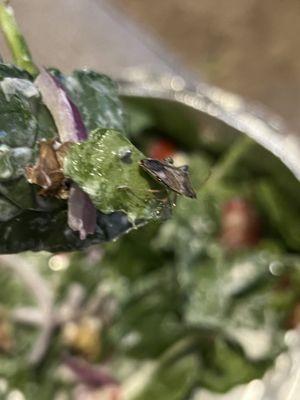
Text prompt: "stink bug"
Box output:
[[140, 158, 197, 199]]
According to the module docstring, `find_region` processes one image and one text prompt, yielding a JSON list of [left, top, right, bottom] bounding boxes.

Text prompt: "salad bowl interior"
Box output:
[[116, 72, 300, 400]]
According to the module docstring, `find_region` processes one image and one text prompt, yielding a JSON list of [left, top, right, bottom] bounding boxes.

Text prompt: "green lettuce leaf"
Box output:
[[64, 128, 170, 224], [129, 355, 198, 400]]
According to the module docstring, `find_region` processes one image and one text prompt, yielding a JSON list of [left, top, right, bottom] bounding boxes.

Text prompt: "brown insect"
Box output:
[[25, 140, 71, 199], [140, 158, 197, 199]]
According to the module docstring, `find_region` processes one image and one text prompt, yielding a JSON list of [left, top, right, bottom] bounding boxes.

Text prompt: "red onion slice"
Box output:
[[68, 184, 97, 240], [64, 355, 118, 388], [35, 69, 96, 239], [35, 68, 88, 142]]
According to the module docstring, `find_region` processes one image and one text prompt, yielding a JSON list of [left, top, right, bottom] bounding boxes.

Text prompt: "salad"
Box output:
[[0, 2, 299, 399]]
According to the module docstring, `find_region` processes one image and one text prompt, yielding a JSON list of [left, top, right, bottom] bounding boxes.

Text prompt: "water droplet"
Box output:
[[269, 260, 284, 276], [7, 389, 25, 400], [118, 147, 132, 164], [0, 146, 13, 179], [0, 167, 13, 180], [48, 254, 70, 271]]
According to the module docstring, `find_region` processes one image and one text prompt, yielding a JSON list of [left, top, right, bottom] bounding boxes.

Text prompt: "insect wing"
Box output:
[[140, 159, 197, 199]]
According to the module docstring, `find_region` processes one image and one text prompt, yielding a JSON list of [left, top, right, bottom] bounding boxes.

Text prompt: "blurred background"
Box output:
[[113, 0, 300, 130], [2, 0, 300, 129]]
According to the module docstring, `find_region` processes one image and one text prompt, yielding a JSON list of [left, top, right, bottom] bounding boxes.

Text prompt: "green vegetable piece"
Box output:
[[61, 70, 126, 133], [64, 128, 170, 224], [0, 144, 32, 181], [0, 76, 39, 147], [198, 337, 269, 393], [0, 144, 13, 180], [131, 355, 198, 400], [0, 65, 169, 253], [0, 2, 38, 75], [0, 178, 36, 210], [0, 195, 19, 221], [0, 63, 32, 80], [256, 180, 300, 251]]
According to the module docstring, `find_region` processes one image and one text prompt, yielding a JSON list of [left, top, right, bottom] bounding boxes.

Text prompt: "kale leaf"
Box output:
[[0, 65, 171, 253]]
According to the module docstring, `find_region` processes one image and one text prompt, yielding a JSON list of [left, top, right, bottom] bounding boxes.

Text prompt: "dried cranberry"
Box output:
[[220, 198, 261, 250], [148, 138, 177, 160]]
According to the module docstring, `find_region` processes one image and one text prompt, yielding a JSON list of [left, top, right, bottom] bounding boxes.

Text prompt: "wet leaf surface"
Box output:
[[64, 128, 170, 224], [0, 65, 171, 253]]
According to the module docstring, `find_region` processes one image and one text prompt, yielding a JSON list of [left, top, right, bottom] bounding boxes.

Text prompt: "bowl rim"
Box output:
[[118, 70, 300, 180], [117, 70, 300, 400]]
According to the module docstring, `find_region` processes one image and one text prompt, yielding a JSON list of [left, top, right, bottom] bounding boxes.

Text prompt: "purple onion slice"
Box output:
[[64, 355, 118, 388], [35, 68, 97, 239], [68, 184, 97, 240]]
